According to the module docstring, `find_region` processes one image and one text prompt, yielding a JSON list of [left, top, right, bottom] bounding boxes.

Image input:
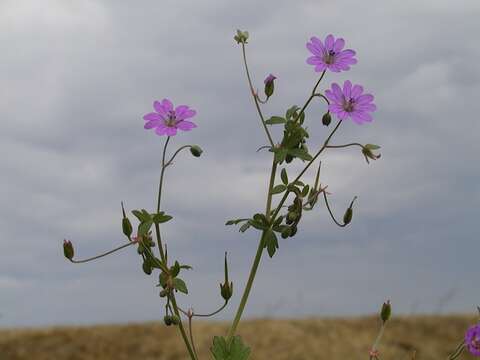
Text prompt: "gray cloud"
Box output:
[[0, 0, 479, 327]]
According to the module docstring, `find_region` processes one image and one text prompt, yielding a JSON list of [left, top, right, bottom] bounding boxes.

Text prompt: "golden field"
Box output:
[[0, 315, 477, 360]]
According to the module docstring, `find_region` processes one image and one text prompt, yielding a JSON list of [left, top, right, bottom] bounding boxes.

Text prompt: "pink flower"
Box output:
[[306, 34, 357, 73], [325, 80, 376, 124], [465, 323, 480, 357], [143, 99, 197, 136]]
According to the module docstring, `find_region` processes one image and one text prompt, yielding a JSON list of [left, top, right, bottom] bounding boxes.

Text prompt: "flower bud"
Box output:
[[362, 144, 381, 164], [220, 252, 233, 301], [234, 29, 249, 44], [121, 202, 133, 238], [343, 196, 357, 225], [381, 300, 391, 323], [264, 74, 276, 99], [142, 260, 152, 275], [163, 315, 173, 326], [171, 315, 180, 325], [159, 289, 168, 298], [322, 112, 332, 126], [190, 145, 203, 158], [63, 239, 74, 260]]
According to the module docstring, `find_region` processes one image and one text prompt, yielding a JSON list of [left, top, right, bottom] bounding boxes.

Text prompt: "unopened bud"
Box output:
[[142, 260, 152, 275], [190, 145, 203, 157], [343, 196, 357, 225], [171, 315, 180, 325], [159, 289, 168, 298], [163, 315, 173, 326], [362, 144, 381, 164], [121, 202, 133, 238], [63, 239, 74, 260], [264, 74, 276, 99], [220, 252, 233, 301], [322, 112, 332, 126], [381, 300, 391, 323], [234, 29, 249, 44]]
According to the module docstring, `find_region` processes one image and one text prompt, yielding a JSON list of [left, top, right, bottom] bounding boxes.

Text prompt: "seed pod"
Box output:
[[220, 252, 233, 301], [171, 315, 180, 325], [343, 208, 353, 225], [63, 240, 74, 260], [142, 260, 152, 275], [121, 202, 133, 237]]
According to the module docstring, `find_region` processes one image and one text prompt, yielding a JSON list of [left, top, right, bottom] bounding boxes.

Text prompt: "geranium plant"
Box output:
[[62, 30, 479, 360]]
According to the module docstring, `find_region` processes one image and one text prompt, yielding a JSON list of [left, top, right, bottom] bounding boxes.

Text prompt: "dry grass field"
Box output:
[[0, 315, 477, 360]]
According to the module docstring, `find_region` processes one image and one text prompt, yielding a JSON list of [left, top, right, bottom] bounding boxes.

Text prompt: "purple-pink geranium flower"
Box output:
[[465, 323, 480, 356], [325, 80, 376, 124], [143, 99, 197, 136], [306, 34, 357, 73]]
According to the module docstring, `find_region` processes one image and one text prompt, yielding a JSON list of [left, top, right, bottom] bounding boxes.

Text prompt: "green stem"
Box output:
[[170, 294, 198, 360], [155, 136, 171, 262], [226, 158, 277, 341], [241, 43, 275, 147], [69, 241, 135, 264], [295, 71, 326, 123]]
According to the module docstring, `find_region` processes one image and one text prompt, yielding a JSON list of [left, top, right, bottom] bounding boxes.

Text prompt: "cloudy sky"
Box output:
[[1, 0, 479, 327]]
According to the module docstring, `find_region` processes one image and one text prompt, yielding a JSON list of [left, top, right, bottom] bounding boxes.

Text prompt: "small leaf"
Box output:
[[173, 278, 188, 294], [171, 261, 180, 277], [280, 168, 288, 185], [264, 228, 279, 258], [272, 148, 287, 164], [271, 184, 287, 195], [225, 218, 249, 226], [265, 116, 286, 125], [211, 336, 251, 360], [287, 148, 313, 161], [180, 264, 193, 270], [248, 219, 267, 230], [132, 209, 149, 222], [152, 212, 173, 224], [138, 220, 153, 237]]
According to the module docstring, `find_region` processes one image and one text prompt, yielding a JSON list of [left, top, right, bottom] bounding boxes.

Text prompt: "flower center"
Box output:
[[343, 98, 355, 112], [324, 50, 336, 64], [165, 111, 177, 127]]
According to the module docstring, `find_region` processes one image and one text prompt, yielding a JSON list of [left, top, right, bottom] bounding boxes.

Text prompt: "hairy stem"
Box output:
[[69, 242, 135, 264], [170, 294, 197, 360]]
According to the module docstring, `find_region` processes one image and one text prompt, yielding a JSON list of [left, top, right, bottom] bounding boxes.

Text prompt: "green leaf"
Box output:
[[272, 148, 287, 164], [271, 184, 287, 195], [280, 168, 288, 185], [211, 336, 251, 360], [287, 148, 313, 161], [138, 220, 153, 237], [265, 116, 286, 125], [171, 261, 180, 277], [132, 209, 149, 222], [252, 213, 268, 225], [173, 278, 188, 294], [152, 212, 173, 224], [248, 219, 268, 230], [180, 264, 193, 270], [264, 228, 279, 258], [286, 105, 300, 120], [225, 218, 250, 226]]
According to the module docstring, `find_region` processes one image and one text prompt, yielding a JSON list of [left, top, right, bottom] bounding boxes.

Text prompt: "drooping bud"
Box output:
[[234, 29, 249, 44], [121, 202, 133, 238], [190, 145, 203, 158], [220, 252, 233, 301], [343, 196, 357, 225], [381, 300, 391, 323], [264, 74, 276, 99], [171, 315, 180, 325], [163, 315, 173, 326], [63, 239, 74, 260], [322, 112, 332, 126], [362, 144, 381, 164], [159, 289, 168, 298], [142, 260, 152, 275]]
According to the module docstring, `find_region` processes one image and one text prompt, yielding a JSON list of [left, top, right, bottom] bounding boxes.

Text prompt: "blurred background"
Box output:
[[0, 0, 479, 355]]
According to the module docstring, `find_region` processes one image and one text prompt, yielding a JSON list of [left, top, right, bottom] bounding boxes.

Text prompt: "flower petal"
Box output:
[[306, 42, 322, 56], [144, 120, 160, 129], [161, 98, 173, 112], [331, 83, 344, 102], [307, 56, 323, 65], [324, 34, 334, 50], [143, 112, 162, 121], [351, 84, 364, 99], [155, 125, 168, 136], [177, 109, 196, 120], [343, 80, 352, 98], [177, 120, 197, 131], [165, 126, 177, 136], [314, 63, 327, 72], [356, 94, 374, 105], [333, 38, 345, 52]]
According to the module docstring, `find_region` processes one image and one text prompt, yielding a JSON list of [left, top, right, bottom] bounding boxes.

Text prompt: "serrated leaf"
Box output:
[[265, 116, 286, 125], [287, 148, 313, 161], [280, 168, 288, 185], [173, 278, 188, 294], [211, 336, 251, 360], [271, 184, 287, 195]]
